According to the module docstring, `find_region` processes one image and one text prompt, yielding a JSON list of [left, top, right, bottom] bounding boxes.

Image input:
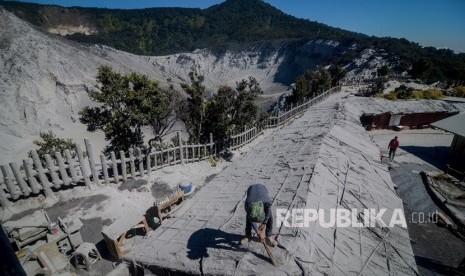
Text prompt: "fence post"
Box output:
[[10, 162, 30, 196], [55, 152, 72, 186], [44, 154, 62, 189], [0, 167, 11, 207], [110, 152, 119, 183], [76, 144, 92, 189], [30, 150, 53, 198], [120, 151, 127, 181], [128, 148, 136, 179], [84, 139, 100, 186], [146, 149, 152, 173], [23, 160, 41, 194], [1, 165, 19, 200], [64, 150, 79, 183], [178, 132, 184, 165], [209, 133, 214, 156], [136, 148, 144, 177], [100, 155, 110, 185]]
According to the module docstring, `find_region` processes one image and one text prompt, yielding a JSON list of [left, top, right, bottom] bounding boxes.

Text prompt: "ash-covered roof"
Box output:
[[124, 93, 417, 275], [431, 113, 465, 138], [347, 97, 458, 115]]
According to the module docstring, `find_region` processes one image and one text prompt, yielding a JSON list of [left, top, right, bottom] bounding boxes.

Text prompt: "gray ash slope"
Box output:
[[124, 92, 417, 275], [0, 8, 385, 165]]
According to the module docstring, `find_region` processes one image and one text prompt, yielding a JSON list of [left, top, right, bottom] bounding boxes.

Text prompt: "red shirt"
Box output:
[[389, 139, 399, 150]]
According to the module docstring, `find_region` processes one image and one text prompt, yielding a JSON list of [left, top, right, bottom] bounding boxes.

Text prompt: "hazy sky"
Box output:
[[7, 0, 465, 53]]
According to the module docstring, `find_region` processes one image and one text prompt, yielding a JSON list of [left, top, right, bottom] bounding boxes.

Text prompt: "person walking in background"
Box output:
[[388, 136, 399, 159], [241, 183, 277, 247]]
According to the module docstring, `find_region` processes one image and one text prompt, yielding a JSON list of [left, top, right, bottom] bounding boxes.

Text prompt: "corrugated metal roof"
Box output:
[[348, 97, 459, 115], [431, 113, 465, 137], [444, 97, 465, 104]]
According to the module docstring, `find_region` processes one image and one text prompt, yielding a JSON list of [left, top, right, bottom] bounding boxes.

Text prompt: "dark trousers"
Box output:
[[389, 148, 396, 159], [246, 213, 273, 238]]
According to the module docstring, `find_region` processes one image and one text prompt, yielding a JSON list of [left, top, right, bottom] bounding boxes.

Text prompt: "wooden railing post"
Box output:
[[64, 150, 79, 183], [10, 162, 30, 196], [209, 133, 214, 156], [30, 150, 53, 198], [128, 148, 136, 179], [55, 152, 72, 186], [44, 154, 62, 189], [1, 165, 19, 200], [100, 155, 110, 185], [110, 152, 119, 183], [84, 139, 100, 186], [76, 144, 92, 189], [120, 151, 127, 181], [136, 148, 144, 177], [23, 160, 41, 194], [178, 132, 184, 164]]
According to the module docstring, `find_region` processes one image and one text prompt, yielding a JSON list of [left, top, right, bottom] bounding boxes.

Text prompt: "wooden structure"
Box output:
[[432, 114, 465, 180], [153, 188, 184, 223], [0, 86, 341, 208], [102, 218, 150, 260]]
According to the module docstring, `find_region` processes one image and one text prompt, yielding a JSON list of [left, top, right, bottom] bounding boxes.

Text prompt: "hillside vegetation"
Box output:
[[2, 0, 465, 84]]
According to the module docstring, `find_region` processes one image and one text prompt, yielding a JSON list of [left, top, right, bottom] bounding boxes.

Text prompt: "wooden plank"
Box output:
[[10, 162, 31, 196], [55, 152, 72, 186], [76, 144, 92, 189], [1, 165, 19, 199], [110, 152, 119, 183], [44, 154, 63, 188], [120, 151, 127, 181], [100, 155, 110, 185], [85, 139, 100, 186], [30, 150, 53, 197], [23, 159, 41, 194]]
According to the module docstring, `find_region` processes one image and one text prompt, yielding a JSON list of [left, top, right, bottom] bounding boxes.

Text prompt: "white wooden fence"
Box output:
[[0, 86, 340, 207]]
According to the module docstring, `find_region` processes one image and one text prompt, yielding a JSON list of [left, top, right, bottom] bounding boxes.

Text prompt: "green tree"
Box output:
[[79, 66, 177, 153], [203, 77, 263, 141], [329, 65, 347, 86], [287, 68, 332, 105], [377, 65, 389, 77], [32, 131, 76, 161], [180, 71, 207, 143]]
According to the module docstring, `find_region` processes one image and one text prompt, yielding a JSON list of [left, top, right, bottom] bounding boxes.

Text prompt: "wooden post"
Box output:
[[64, 150, 79, 183], [84, 139, 100, 186], [128, 148, 136, 179], [55, 152, 72, 186], [120, 151, 127, 181], [23, 160, 41, 194], [178, 132, 184, 165], [44, 154, 62, 189], [146, 149, 152, 173], [76, 144, 92, 189], [209, 133, 214, 156], [0, 182, 11, 207], [203, 144, 207, 159], [10, 162, 31, 196], [136, 148, 145, 177], [110, 152, 119, 183], [1, 165, 19, 199], [100, 155, 110, 185], [30, 150, 53, 197], [0, 165, 12, 207]]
